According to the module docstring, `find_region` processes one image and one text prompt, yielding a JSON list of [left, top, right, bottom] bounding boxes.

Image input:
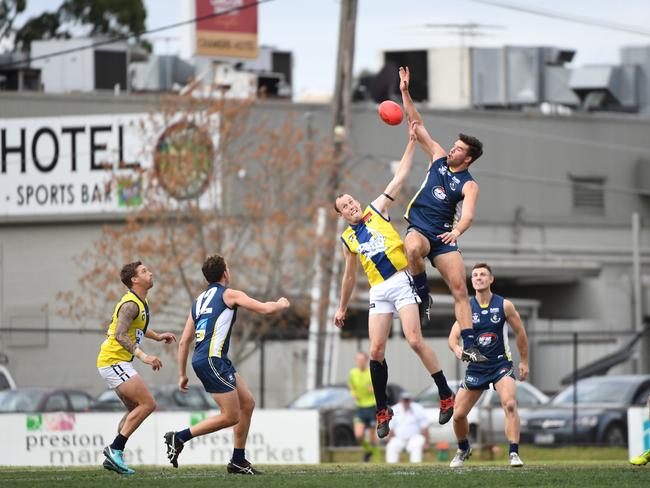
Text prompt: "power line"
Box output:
[[466, 0, 650, 37], [0, 0, 277, 70]]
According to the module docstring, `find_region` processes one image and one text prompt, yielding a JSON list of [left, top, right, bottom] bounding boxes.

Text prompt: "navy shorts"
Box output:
[[192, 356, 237, 394], [354, 407, 377, 428], [406, 225, 459, 265], [462, 362, 515, 391]]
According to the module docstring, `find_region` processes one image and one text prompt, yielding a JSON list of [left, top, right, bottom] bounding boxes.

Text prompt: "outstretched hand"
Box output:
[[399, 66, 410, 92]]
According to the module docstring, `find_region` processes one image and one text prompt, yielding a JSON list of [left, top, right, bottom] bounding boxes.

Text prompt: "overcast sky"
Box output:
[[11, 0, 650, 99]]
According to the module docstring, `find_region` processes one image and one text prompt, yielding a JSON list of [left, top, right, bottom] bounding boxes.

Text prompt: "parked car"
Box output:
[[520, 375, 650, 446], [415, 380, 549, 443], [0, 365, 16, 390], [90, 384, 216, 411], [0, 388, 93, 412], [288, 384, 404, 446]]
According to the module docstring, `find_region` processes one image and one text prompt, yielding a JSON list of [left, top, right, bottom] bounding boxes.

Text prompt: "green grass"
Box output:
[[0, 460, 647, 488]]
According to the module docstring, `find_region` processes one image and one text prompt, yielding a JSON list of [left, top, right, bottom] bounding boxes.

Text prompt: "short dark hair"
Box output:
[[121, 261, 142, 288], [334, 193, 345, 213], [472, 262, 493, 275], [202, 254, 227, 284], [459, 133, 483, 163]]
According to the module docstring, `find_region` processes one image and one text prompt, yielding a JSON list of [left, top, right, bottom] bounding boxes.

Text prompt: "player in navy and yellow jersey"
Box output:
[[97, 261, 177, 475], [164, 254, 289, 475], [334, 122, 454, 439], [448, 263, 529, 468], [399, 66, 488, 364]]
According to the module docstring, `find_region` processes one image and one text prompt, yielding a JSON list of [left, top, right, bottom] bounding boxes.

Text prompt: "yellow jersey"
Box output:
[[348, 367, 375, 408], [340, 204, 408, 287], [97, 290, 150, 367]]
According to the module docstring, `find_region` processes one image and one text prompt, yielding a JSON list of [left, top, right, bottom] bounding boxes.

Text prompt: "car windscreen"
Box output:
[[0, 390, 44, 412], [552, 379, 634, 405], [290, 388, 352, 409]]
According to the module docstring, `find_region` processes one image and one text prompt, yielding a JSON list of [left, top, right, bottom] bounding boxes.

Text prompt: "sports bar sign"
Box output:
[[0, 112, 220, 219], [195, 0, 258, 59]]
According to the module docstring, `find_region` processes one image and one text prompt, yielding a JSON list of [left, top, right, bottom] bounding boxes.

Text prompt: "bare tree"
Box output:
[[57, 92, 336, 364]]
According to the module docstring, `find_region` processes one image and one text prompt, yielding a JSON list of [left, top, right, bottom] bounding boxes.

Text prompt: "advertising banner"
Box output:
[[1, 409, 320, 466], [0, 113, 220, 219], [195, 0, 258, 58], [628, 407, 650, 460]]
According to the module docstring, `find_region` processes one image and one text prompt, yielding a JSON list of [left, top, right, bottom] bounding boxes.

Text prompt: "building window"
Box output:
[[570, 175, 605, 214]]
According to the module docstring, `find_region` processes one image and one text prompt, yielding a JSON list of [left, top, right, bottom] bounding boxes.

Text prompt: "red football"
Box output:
[[378, 100, 403, 126]]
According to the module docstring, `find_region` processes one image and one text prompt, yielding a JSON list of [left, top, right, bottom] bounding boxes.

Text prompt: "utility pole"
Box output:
[[306, 0, 358, 390]]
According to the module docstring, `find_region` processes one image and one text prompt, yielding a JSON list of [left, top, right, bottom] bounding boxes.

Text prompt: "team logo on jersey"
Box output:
[[357, 229, 387, 258], [449, 180, 457, 191], [432, 186, 447, 201], [472, 312, 480, 323], [478, 332, 498, 347], [490, 313, 501, 324]]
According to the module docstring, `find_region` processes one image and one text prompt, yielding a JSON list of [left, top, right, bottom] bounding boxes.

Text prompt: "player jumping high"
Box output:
[[399, 66, 487, 363], [334, 121, 454, 439]]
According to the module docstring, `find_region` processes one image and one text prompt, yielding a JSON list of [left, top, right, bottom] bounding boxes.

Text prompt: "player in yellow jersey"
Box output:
[[334, 121, 454, 439], [97, 261, 177, 475], [348, 351, 378, 462]]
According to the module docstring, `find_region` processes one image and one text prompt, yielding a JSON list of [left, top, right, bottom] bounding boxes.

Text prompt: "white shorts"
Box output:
[[368, 270, 420, 315], [98, 361, 139, 389]]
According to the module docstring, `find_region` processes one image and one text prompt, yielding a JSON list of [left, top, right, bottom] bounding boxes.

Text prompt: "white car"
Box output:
[[416, 380, 549, 444]]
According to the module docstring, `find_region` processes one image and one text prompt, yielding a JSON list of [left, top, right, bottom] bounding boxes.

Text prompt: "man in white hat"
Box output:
[[385, 391, 430, 463]]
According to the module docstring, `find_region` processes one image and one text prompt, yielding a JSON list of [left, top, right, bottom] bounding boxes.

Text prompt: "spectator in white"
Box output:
[[385, 391, 430, 463]]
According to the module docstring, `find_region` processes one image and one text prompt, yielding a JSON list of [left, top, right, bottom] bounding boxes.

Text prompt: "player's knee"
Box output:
[[503, 399, 517, 414], [223, 411, 241, 427], [369, 343, 386, 360], [450, 281, 469, 300], [453, 409, 468, 422], [406, 335, 424, 354], [405, 244, 422, 263], [242, 395, 255, 414], [143, 399, 156, 415]]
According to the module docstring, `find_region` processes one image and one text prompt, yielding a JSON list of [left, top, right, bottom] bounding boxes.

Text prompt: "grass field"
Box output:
[[0, 462, 647, 488], [1, 447, 647, 488]]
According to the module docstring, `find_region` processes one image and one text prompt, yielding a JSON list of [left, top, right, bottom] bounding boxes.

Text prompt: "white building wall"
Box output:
[[427, 47, 472, 109]]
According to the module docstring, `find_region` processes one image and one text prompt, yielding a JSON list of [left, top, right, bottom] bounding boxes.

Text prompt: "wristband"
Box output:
[[134, 347, 147, 361], [383, 192, 395, 201]]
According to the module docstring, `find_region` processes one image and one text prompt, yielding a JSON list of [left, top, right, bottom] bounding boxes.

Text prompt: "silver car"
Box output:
[[416, 380, 549, 444]]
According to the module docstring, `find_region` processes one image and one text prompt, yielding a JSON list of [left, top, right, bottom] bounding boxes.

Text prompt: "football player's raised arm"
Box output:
[[224, 289, 290, 315], [334, 245, 358, 328], [505, 299, 529, 381], [399, 66, 446, 163], [178, 312, 195, 388], [372, 123, 417, 215]]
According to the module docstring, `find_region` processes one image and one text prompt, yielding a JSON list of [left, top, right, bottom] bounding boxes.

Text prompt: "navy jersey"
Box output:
[[470, 294, 511, 367], [404, 157, 474, 236], [191, 284, 237, 362]]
